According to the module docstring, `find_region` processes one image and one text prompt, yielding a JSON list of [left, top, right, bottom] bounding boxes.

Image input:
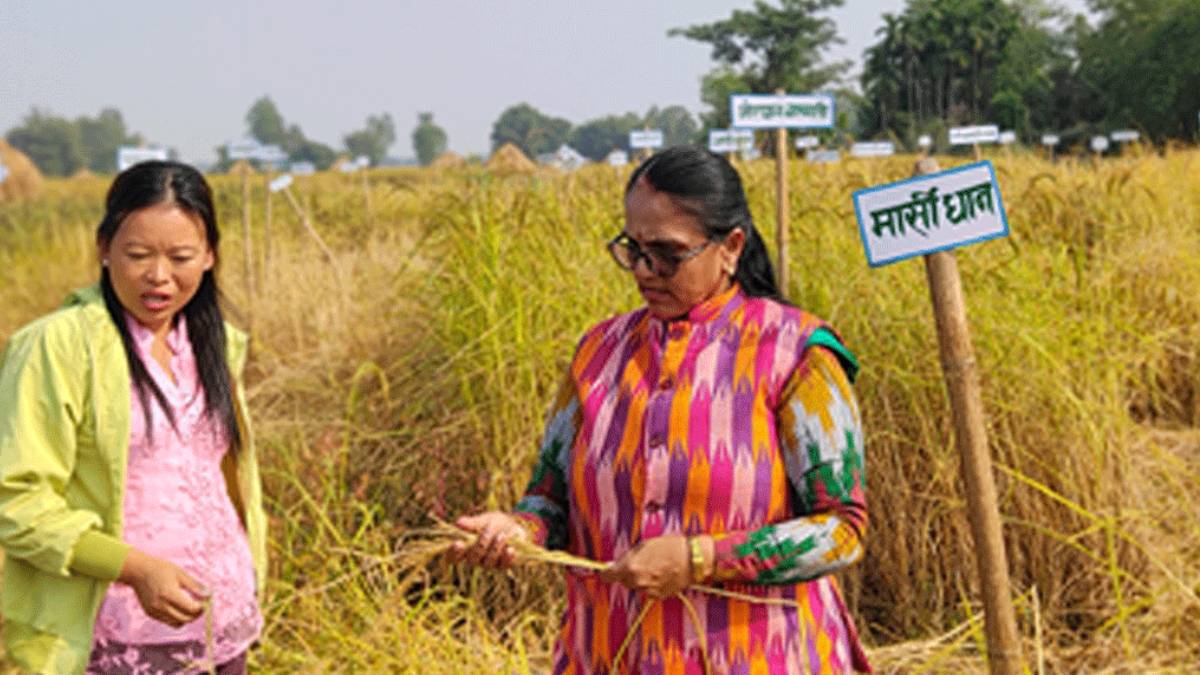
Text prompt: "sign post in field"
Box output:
[[852, 159, 1022, 674], [1041, 134, 1060, 162], [950, 125, 999, 161], [629, 129, 663, 162], [731, 90, 835, 295], [708, 128, 754, 161]]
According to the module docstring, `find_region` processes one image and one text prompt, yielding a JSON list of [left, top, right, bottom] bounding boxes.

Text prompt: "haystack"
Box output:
[[70, 168, 96, 181], [228, 159, 256, 175], [430, 152, 467, 169], [485, 143, 536, 174], [0, 139, 45, 201]]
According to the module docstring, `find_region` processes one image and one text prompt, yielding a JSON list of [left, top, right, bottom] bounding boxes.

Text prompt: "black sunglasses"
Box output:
[[607, 232, 714, 278]]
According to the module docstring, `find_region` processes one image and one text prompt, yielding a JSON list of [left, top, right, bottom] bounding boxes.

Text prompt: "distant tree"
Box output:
[[77, 108, 136, 173], [246, 96, 287, 146], [291, 138, 337, 170], [344, 113, 396, 166], [569, 113, 641, 161], [671, 0, 850, 132], [490, 103, 572, 158], [411, 112, 448, 166], [643, 105, 699, 146], [1076, 0, 1200, 140], [5, 108, 86, 177]]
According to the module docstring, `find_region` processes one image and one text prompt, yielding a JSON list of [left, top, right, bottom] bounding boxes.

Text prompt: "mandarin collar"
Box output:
[[124, 311, 188, 357], [646, 283, 744, 345]]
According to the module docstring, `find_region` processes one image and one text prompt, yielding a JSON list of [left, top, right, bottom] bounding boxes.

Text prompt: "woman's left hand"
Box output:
[[600, 535, 692, 598]]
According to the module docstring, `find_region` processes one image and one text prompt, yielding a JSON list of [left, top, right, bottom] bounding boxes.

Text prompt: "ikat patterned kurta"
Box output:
[[515, 284, 871, 674]]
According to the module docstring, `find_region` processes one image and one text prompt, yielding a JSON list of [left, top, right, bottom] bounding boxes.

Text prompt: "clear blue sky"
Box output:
[[0, 0, 1091, 164]]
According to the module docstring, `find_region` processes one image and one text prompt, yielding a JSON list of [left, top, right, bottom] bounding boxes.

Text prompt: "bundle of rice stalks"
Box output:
[[431, 152, 467, 170], [485, 143, 536, 174], [0, 139, 45, 201], [70, 168, 95, 181]]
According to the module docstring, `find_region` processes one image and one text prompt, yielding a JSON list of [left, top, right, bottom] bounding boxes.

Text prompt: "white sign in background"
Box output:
[[918, 135, 933, 148], [268, 174, 294, 193], [117, 147, 169, 172], [1111, 130, 1140, 142], [607, 150, 629, 167], [808, 150, 840, 164], [1041, 135, 1060, 146], [708, 129, 755, 153], [226, 139, 262, 160], [629, 130, 664, 149], [795, 135, 820, 149], [852, 160, 1009, 267], [730, 93, 835, 129], [1091, 136, 1110, 152], [290, 162, 316, 175], [999, 131, 1017, 145], [949, 125, 1000, 146], [851, 142, 895, 158]]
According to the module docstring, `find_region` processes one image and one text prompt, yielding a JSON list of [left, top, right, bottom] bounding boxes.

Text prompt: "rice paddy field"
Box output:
[[0, 147, 1198, 673]]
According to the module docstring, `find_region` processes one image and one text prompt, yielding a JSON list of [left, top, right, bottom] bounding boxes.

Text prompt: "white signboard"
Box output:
[[741, 147, 762, 161], [268, 174, 294, 193], [730, 93, 835, 129], [949, 125, 1000, 146], [0, 159, 8, 184], [1091, 136, 1110, 152], [117, 147, 169, 172], [1111, 130, 1140, 142], [226, 138, 262, 160], [998, 131, 1017, 145], [354, 155, 371, 168], [808, 150, 840, 164], [606, 150, 629, 167], [851, 142, 895, 158], [629, 130, 664, 149], [794, 135, 820, 150], [290, 161, 316, 175], [1041, 135, 1060, 146], [708, 129, 755, 153], [853, 160, 1009, 267], [918, 135, 933, 149], [338, 160, 358, 173]]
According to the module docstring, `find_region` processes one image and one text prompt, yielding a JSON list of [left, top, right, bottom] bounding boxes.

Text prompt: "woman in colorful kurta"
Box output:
[[0, 161, 266, 674], [455, 146, 870, 674]]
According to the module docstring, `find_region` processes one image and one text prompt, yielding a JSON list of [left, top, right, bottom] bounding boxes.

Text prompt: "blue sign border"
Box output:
[[729, 93, 836, 130], [851, 160, 1010, 268]]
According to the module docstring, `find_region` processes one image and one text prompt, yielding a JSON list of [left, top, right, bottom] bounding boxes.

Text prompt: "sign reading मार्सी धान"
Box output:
[[708, 129, 755, 154], [852, 160, 1009, 267], [730, 93, 835, 129], [117, 147, 169, 172], [629, 130, 664, 149], [949, 125, 1000, 146]]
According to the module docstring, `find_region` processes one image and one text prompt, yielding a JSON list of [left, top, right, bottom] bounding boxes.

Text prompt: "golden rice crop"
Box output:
[[0, 146, 1197, 673]]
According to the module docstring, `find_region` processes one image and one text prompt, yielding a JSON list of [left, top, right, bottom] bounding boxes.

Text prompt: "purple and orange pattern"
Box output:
[[515, 285, 870, 674]]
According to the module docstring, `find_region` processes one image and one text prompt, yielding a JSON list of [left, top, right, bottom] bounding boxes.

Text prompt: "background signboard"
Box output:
[[629, 130, 664, 149], [606, 150, 629, 166], [808, 150, 840, 163], [226, 138, 262, 160], [851, 141, 895, 158], [1091, 136, 1110, 152], [116, 146, 169, 172], [268, 174, 294, 193], [1041, 134, 1060, 146], [999, 131, 1017, 145], [794, 135, 820, 149], [852, 160, 1009, 267], [290, 161, 316, 175], [708, 129, 755, 153], [918, 135, 933, 148], [1111, 130, 1140, 142], [949, 125, 1000, 146], [730, 93, 835, 129]]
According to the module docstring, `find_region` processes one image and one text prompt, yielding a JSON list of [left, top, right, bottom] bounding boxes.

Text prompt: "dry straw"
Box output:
[[0, 139, 45, 201]]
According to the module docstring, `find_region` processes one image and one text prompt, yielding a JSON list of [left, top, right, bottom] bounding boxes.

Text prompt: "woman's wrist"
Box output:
[[688, 535, 715, 584]]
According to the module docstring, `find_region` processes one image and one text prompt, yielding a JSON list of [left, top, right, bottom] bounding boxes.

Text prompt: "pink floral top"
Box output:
[[89, 315, 261, 673]]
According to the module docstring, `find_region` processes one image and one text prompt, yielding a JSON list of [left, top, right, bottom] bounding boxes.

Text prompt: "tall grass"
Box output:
[[0, 149, 1197, 672]]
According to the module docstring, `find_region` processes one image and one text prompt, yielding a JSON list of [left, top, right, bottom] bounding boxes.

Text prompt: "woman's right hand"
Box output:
[[118, 548, 209, 628], [449, 511, 529, 569]]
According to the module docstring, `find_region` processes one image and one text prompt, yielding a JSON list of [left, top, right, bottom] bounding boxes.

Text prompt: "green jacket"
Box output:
[[0, 285, 267, 674]]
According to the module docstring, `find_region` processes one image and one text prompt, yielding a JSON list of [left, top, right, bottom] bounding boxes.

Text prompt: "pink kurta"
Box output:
[[89, 316, 261, 673]]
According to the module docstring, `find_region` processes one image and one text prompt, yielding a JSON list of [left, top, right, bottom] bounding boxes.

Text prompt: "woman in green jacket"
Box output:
[[0, 162, 267, 674]]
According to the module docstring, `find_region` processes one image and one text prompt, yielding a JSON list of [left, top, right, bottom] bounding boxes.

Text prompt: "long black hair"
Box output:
[[96, 160, 240, 453], [626, 146, 781, 300]]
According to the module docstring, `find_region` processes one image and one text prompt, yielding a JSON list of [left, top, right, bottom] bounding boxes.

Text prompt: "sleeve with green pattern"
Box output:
[[513, 372, 580, 551]]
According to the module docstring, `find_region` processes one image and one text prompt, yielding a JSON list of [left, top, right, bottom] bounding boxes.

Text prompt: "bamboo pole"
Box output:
[[916, 157, 1022, 675], [774, 88, 789, 296], [240, 165, 254, 301], [280, 185, 338, 271], [263, 173, 273, 289]]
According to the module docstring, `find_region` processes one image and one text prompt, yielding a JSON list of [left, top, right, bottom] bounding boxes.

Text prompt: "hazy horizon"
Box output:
[[1, 0, 1091, 165]]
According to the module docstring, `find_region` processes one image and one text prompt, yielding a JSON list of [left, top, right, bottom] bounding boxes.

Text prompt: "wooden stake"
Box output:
[[280, 185, 338, 272], [241, 165, 254, 302], [263, 173, 273, 288], [917, 157, 1022, 675], [774, 89, 789, 296]]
